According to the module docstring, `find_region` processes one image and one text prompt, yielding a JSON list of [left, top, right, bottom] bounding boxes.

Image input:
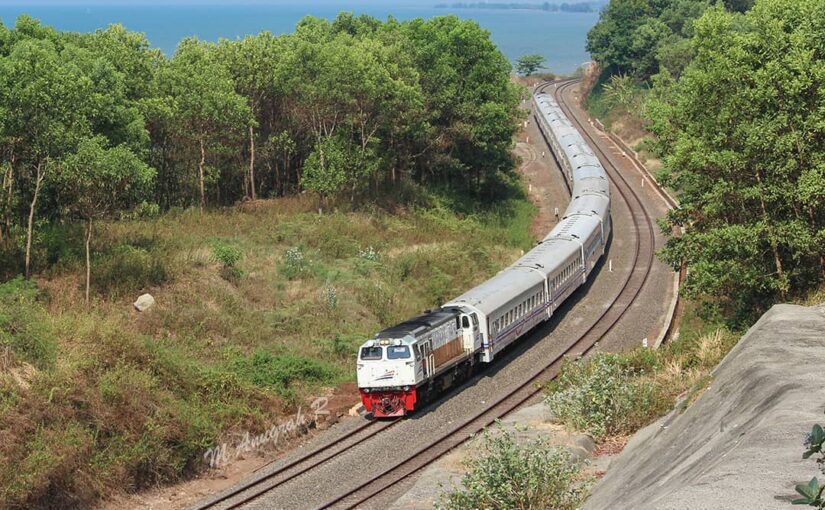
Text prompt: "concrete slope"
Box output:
[[584, 304, 825, 510]]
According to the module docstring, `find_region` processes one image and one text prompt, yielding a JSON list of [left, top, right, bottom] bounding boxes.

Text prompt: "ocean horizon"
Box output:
[[0, 2, 598, 73]]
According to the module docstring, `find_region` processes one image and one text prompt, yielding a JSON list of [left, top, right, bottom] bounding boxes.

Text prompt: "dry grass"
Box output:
[[0, 189, 535, 509], [798, 284, 825, 306]]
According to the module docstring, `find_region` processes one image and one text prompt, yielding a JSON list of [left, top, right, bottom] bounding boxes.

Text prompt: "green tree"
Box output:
[[587, 0, 654, 77], [586, 0, 718, 82], [57, 136, 154, 303], [301, 135, 349, 208], [404, 16, 521, 190], [159, 38, 252, 209], [0, 34, 94, 276], [646, 0, 825, 322], [216, 32, 284, 201], [515, 53, 546, 76]]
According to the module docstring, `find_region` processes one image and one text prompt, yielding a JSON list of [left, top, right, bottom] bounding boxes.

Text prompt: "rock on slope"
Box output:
[[585, 304, 825, 510]]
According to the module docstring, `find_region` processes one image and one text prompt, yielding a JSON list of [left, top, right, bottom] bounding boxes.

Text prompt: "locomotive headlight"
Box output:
[[402, 386, 410, 391]]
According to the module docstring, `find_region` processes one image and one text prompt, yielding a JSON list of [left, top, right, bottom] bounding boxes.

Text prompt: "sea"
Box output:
[[0, 2, 599, 74]]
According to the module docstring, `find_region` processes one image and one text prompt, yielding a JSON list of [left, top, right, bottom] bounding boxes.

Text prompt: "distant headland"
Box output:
[[434, 2, 596, 13]]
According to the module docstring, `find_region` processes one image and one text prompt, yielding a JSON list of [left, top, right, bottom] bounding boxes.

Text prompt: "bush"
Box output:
[[325, 333, 363, 360], [322, 284, 338, 310], [128, 201, 161, 220], [230, 351, 338, 401], [280, 247, 308, 280], [437, 427, 589, 510], [544, 353, 668, 441], [209, 239, 242, 268], [209, 239, 244, 281], [358, 246, 379, 262], [0, 277, 55, 368]]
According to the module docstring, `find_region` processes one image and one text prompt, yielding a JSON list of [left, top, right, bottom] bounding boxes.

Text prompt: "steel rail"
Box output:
[[191, 418, 396, 510]]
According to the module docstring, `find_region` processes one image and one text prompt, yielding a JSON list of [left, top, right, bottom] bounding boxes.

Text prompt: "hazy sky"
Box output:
[[0, 0, 429, 5]]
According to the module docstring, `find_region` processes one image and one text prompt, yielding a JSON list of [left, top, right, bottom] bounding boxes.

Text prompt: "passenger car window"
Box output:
[[360, 346, 383, 360], [387, 345, 411, 360]]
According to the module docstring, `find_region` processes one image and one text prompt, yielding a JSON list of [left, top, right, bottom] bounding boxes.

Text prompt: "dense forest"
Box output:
[[586, 0, 824, 323], [0, 13, 523, 287]]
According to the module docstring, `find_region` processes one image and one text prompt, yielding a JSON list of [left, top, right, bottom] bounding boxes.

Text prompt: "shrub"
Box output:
[[426, 268, 452, 306], [280, 247, 308, 280], [230, 351, 338, 401], [209, 239, 244, 281], [544, 353, 668, 441], [325, 333, 362, 360], [322, 284, 338, 310], [357, 280, 395, 325], [0, 277, 55, 368], [437, 427, 589, 510], [209, 239, 242, 268], [358, 246, 380, 262], [129, 201, 161, 220]]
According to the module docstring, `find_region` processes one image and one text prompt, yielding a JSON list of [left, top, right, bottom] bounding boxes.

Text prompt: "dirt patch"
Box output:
[[593, 435, 630, 457], [515, 119, 570, 240]]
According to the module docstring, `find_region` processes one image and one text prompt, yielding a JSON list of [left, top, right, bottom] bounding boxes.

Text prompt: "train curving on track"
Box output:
[[356, 90, 612, 418], [192, 79, 664, 510]]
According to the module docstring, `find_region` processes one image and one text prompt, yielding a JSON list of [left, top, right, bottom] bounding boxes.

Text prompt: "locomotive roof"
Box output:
[[374, 308, 459, 339]]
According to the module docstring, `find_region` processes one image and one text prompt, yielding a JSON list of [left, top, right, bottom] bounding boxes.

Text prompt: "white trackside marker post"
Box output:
[[643, 338, 648, 348], [609, 259, 613, 272], [529, 184, 532, 193], [526, 136, 529, 143], [641, 178, 646, 187]]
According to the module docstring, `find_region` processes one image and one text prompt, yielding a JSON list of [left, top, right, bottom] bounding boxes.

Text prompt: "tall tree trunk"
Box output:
[[282, 152, 289, 195], [249, 125, 257, 200], [274, 161, 281, 197], [198, 138, 206, 210], [805, 205, 825, 279], [25, 161, 44, 278], [85, 218, 92, 305], [1, 162, 12, 243], [755, 170, 786, 298]]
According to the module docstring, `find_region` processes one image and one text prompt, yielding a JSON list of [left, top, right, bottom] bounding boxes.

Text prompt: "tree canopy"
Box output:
[[646, 0, 825, 322], [516, 54, 546, 76], [0, 13, 523, 282], [586, 0, 714, 81]]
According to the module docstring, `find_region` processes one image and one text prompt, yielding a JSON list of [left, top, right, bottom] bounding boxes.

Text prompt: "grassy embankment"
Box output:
[[544, 305, 739, 446], [0, 185, 534, 508]]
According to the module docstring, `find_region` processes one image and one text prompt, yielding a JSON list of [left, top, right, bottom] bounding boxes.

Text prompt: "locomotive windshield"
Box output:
[[360, 346, 383, 360], [387, 345, 411, 359]]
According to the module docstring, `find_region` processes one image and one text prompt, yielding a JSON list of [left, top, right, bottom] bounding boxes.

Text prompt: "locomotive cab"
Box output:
[[356, 337, 420, 418]]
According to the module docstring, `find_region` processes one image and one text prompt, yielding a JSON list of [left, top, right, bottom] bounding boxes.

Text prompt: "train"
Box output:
[[356, 89, 612, 417]]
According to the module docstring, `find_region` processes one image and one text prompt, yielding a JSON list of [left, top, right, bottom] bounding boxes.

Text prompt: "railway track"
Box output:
[[193, 79, 660, 510], [311, 79, 658, 510]]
